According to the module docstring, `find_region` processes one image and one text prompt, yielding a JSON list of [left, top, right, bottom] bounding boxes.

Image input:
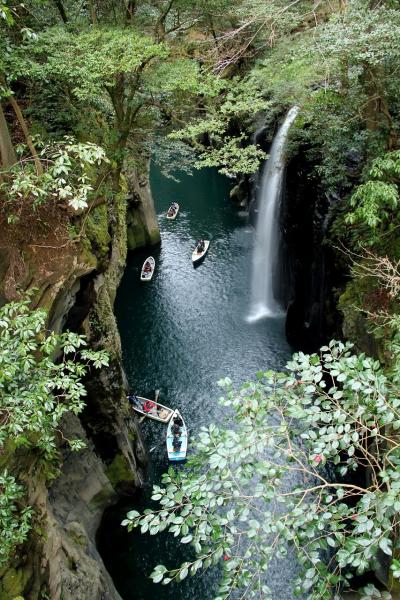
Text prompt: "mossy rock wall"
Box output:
[[126, 162, 160, 251], [338, 277, 392, 363], [0, 173, 148, 599]]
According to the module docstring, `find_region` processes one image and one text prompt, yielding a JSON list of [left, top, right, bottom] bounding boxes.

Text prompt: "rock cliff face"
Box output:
[[281, 147, 382, 358], [126, 163, 161, 251], [0, 167, 159, 600], [282, 148, 343, 352]]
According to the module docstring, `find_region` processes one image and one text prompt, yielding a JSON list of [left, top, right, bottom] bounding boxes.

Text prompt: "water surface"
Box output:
[[98, 164, 295, 599]]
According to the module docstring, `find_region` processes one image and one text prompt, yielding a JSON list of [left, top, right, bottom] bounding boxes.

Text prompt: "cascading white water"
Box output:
[[247, 106, 299, 322]]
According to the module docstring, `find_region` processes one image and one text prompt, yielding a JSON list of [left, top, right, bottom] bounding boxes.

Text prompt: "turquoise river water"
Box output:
[[98, 164, 299, 599]]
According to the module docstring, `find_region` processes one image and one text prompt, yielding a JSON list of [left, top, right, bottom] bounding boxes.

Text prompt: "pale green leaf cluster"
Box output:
[[6, 26, 168, 102], [0, 472, 32, 569], [0, 297, 109, 457], [346, 181, 398, 229], [0, 297, 108, 568], [123, 341, 400, 599], [197, 136, 266, 176], [1, 137, 108, 212], [318, 2, 400, 69], [0, 0, 13, 26], [344, 150, 400, 245], [169, 79, 269, 175]]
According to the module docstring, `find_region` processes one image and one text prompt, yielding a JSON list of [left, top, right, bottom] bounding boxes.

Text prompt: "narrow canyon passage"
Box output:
[[98, 163, 299, 599]]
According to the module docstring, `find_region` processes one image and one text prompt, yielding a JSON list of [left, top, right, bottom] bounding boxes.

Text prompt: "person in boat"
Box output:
[[168, 202, 177, 216], [172, 416, 183, 434], [128, 393, 141, 409], [143, 399, 156, 413], [197, 239, 205, 253], [144, 261, 152, 272], [173, 434, 182, 452]]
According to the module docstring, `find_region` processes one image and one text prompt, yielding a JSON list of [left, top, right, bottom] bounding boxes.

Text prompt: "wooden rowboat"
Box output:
[[128, 395, 174, 423], [140, 256, 155, 281], [166, 409, 188, 461], [192, 240, 210, 264], [166, 203, 179, 220]]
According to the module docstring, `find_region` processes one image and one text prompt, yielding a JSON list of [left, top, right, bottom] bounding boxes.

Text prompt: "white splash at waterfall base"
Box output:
[[247, 106, 299, 323]]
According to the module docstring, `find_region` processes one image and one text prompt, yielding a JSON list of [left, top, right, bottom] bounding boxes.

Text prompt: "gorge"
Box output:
[[1, 0, 400, 599], [98, 161, 295, 599]]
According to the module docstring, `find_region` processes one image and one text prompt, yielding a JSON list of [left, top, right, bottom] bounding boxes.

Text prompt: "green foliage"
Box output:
[[0, 296, 108, 568], [169, 78, 269, 175], [370, 151, 400, 182], [124, 341, 400, 599], [336, 151, 400, 250], [0, 297, 109, 458], [249, 32, 327, 108], [0, 1, 13, 26], [1, 137, 108, 213], [195, 135, 265, 175], [13, 26, 168, 101], [346, 181, 399, 228], [242, 0, 400, 193], [319, 2, 400, 68], [0, 472, 32, 569]]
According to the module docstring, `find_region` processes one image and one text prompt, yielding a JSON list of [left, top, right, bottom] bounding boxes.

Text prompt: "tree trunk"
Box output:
[[125, 0, 137, 22], [0, 103, 17, 169], [154, 0, 174, 41], [53, 0, 68, 22], [8, 95, 43, 175], [362, 65, 394, 149], [88, 0, 98, 24]]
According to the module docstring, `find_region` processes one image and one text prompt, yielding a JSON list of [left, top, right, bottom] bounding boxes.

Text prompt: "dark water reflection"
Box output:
[[98, 165, 299, 599]]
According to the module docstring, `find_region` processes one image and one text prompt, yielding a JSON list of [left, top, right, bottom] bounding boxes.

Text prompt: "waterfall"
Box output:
[[247, 106, 299, 322]]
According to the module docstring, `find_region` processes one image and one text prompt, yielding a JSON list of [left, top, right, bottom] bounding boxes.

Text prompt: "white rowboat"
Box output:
[[166, 409, 188, 461], [192, 240, 210, 264], [128, 395, 173, 423], [166, 203, 179, 220], [140, 256, 155, 281]]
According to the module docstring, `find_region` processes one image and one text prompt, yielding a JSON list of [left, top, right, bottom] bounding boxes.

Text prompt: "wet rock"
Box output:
[[0, 176, 147, 599], [126, 161, 160, 250], [282, 147, 343, 351]]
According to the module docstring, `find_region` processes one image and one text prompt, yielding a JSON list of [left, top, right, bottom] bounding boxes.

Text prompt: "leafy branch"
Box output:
[[123, 341, 400, 599]]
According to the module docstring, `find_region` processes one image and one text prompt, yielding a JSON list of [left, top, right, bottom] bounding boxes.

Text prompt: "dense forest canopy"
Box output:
[[1, 0, 400, 598]]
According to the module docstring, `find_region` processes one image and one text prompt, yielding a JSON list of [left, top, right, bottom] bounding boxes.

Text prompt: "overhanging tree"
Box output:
[[124, 341, 400, 599]]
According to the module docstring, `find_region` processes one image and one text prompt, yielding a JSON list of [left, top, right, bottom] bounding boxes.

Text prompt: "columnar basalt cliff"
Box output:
[[126, 162, 161, 251], [282, 148, 383, 359], [0, 168, 157, 600], [283, 149, 343, 352]]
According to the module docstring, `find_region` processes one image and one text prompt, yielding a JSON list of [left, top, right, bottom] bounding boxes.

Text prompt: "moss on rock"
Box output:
[[339, 276, 393, 363], [0, 567, 30, 600], [127, 222, 146, 250], [85, 205, 111, 261], [105, 454, 135, 488]]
